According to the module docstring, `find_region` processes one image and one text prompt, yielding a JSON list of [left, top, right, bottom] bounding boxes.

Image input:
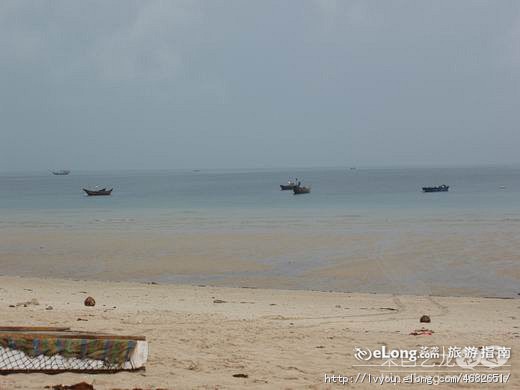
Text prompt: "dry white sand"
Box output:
[[0, 276, 518, 389]]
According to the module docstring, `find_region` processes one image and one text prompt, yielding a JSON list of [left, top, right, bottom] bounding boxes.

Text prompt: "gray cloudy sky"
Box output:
[[1, 1, 519, 171]]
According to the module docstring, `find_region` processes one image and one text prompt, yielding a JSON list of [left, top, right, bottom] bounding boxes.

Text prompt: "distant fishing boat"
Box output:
[[422, 185, 449, 193], [280, 178, 298, 191], [293, 185, 311, 194], [51, 170, 70, 176], [83, 188, 113, 196]]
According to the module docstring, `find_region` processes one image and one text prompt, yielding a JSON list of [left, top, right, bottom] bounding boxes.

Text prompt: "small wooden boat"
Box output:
[[83, 188, 113, 196], [280, 183, 296, 190], [422, 185, 449, 193], [293, 185, 311, 194], [52, 170, 70, 175], [280, 179, 298, 191]]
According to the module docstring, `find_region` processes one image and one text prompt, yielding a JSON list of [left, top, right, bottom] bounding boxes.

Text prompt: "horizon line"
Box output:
[[2, 162, 520, 174]]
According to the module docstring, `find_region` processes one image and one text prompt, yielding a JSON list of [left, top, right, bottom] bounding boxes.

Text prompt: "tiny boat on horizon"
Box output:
[[280, 178, 299, 191], [83, 188, 113, 196], [52, 170, 70, 175], [422, 185, 449, 193]]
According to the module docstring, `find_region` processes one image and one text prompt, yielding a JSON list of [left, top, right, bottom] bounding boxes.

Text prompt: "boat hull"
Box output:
[[422, 186, 449, 193], [280, 184, 296, 190], [83, 188, 113, 196], [52, 170, 70, 175], [293, 186, 311, 194]]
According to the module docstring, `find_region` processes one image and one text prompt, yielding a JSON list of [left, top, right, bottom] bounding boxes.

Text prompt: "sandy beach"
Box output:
[[3, 0, 520, 386], [0, 276, 518, 389]]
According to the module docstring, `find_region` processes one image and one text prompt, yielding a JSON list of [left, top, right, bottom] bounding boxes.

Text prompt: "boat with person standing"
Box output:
[[280, 178, 299, 191]]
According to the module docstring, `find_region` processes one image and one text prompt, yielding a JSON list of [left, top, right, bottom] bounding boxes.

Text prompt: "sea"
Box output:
[[1, 166, 519, 297]]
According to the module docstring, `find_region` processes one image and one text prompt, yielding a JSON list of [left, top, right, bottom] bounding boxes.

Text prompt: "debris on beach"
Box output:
[[16, 298, 39, 307], [1, 326, 148, 373], [213, 299, 227, 304], [420, 315, 431, 323], [84, 296, 96, 307], [45, 305, 53, 310], [233, 373, 249, 378], [46, 382, 94, 390], [410, 327, 434, 336]]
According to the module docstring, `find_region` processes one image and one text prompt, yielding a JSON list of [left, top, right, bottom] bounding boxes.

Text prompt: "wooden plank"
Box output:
[[0, 332, 146, 341], [0, 326, 71, 332]]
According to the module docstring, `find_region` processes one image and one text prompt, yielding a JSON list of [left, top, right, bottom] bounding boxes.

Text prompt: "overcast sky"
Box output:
[[1, 1, 519, 171]]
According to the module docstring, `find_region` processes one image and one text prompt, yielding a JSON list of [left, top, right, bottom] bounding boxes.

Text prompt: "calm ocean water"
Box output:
[[1, 166, 519, 297], [1, 166, 520, 227]]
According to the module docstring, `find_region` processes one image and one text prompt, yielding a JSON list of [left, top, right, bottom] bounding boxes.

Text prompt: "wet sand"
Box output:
[[0, 225, 519, 297]]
